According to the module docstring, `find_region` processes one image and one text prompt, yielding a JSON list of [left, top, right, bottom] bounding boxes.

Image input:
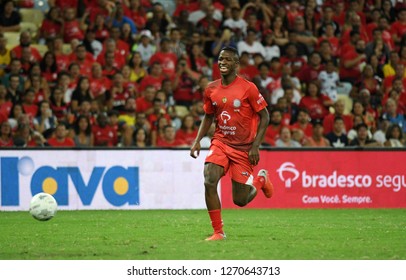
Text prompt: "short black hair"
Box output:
[[220, 46, 239, 61], [356, 123, 368, 131]]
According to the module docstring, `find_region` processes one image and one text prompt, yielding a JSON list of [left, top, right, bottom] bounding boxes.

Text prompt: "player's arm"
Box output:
[[190, 113, 214, 159], [249, 108, 270, 165]]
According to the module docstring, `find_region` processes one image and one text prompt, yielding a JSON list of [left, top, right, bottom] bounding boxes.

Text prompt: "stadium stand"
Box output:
[[0, 0, 405, 149]]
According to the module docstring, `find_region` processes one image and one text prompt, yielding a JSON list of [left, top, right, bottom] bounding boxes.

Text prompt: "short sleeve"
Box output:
[[247, 83, 267, 112], [203, 88, 214, 114]]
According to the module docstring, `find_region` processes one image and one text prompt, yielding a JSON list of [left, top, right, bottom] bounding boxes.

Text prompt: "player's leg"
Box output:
[[204, 162, 226, 241], [228, 149, 274, 205], [204, 162, 224, 211], [231, 180, 257, 207]]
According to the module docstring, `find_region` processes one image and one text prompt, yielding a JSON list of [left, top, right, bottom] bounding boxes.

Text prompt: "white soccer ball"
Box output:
[[29, 192, 58, 221]]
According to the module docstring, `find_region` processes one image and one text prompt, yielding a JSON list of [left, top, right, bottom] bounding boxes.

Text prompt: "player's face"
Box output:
[[218, 50, 238, 76]]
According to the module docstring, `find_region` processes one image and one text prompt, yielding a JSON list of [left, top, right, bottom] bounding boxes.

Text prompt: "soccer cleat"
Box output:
[[205, 232, 226, 241], [258, 169, 274, 198]]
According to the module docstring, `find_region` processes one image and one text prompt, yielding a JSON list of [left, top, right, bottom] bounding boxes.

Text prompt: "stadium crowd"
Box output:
[[0, 0, 405, 148]]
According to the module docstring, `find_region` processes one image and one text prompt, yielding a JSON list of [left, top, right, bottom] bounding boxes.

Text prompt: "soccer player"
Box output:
[[190, 47, 274, 241]]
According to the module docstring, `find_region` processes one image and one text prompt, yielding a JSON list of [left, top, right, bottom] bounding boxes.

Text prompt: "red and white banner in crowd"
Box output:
[[221, 151, 406, 208]]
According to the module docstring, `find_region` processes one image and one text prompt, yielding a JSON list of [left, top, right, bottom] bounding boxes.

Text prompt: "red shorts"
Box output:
[[205, 139, 254, 184]]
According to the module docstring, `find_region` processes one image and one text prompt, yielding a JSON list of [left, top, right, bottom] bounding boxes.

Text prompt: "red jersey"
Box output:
[[90, 77, 112, 98], [92, 125, 118, 146], [323, 113, 353, 134], [47, 137, 75, 147], [23, 104, 38, 119], [203, 76, 267, 151], [391, 21, 406, 42], [0, 101, 12, 120], [156, 137, 187, 147], [40, 20, 62, 39], [135, 96, 153, 113], [63, 20, 84, 43], [149, 52, 177, 77], [0, 137, 13, 147], [55, 0, 77, 9], [175, 129, 198, 146], [298, 95, 331, 120], [11, 46, 42, 62], [264, 125, 280, 146], [238, 65, 259, 81], [339, 49, 365, 81], [290, 122, 313, 138], [138, 75, 164, 92], [55, 53, 70, 71]]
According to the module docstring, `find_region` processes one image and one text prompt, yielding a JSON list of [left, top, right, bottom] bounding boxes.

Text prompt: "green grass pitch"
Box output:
[[0, 209, 405, 260]]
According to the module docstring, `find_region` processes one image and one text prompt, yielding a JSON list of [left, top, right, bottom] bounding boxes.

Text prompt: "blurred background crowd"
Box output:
[[0, 0, 405, 148]]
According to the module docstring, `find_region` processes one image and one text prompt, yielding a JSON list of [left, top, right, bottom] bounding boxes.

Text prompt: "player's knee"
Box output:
[[204, 174, 219, 189], [233, 198, 248, 207]]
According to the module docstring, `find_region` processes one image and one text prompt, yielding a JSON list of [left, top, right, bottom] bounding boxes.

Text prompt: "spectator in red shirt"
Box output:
[[47, 122, 75, 147], [49, 0, 78, 10], [136, 85, 156, 115], [71, 44, 95, 77], [62, 8, 86, 43], [0, 85, 12, 123], [299, 81, 333, 120], [286, 0, 303, 29], [156, 125, 187, 147], [175, 114, 198, 146], [339, 39, 367, 84], [297, 52, 324, 85], [147, 97, 171, 131], [101, 51, 120, 79], [25, 72, 50, 104], [291, 108, 313, 138], [340, 13, 369, 48], [125, 0, 148, 30], [105, 72, 134, 113], [391, 8, 406, 47], [90, 62, 112, 100], [38, 6, 63, 44], [11, 31, 42, 62], [172, 58, 200, 107], [91, 13, 110, 43], [318, 23, 340, 57], [138, 62, 165, 92], [263, 108, 283, 146], [92, 112, 118, 147], [149, 37, 178, 77], [378, 16, 395, 51], [97, 37, 127, 69], [49, 86, 69, 123], [0, 120, 13, 147], [280, 43, 306, 76], [238, 52, 259, 81], [323, 99, 354, 134], [53, 37, 70, 71], [39, 51, 59, 84], [22, 89, 38, 120]]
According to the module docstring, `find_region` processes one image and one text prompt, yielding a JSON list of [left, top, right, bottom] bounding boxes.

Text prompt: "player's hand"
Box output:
[[248, 146, 260, 166], [190, 141, 201, 159]]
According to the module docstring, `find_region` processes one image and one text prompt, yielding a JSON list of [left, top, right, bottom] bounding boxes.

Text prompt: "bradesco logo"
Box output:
[[0, 156, 139, 206], [276, 162, 405, 192]]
